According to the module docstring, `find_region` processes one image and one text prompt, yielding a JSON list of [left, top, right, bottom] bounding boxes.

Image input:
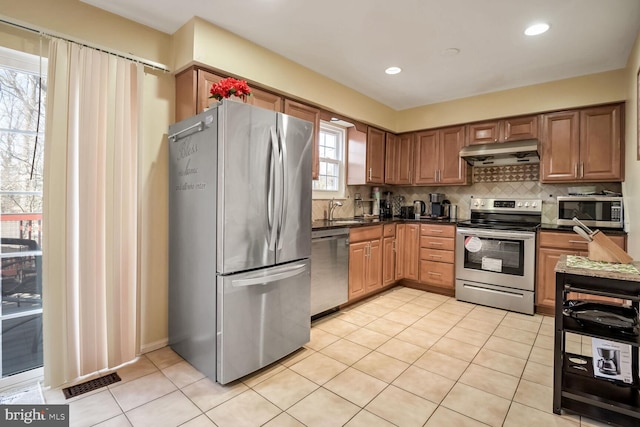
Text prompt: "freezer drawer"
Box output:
[[216, 259, 310, 384]]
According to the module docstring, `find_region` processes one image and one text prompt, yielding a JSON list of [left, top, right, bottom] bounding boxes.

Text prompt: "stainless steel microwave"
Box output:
[[557, 196, 624, 228]]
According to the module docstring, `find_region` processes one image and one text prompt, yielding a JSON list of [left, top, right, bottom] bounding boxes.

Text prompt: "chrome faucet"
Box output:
[[328, 198, 343, 221]]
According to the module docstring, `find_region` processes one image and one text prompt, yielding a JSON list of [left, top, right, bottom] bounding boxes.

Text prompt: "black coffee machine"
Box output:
[[429, 193, 444, 217], [380, 191, 393, 218]]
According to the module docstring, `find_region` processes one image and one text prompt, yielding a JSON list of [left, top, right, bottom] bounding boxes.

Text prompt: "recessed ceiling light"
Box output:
[[524, 23, 550, 36], [442, 48, 460, 56], [385, 67, 402, 75]]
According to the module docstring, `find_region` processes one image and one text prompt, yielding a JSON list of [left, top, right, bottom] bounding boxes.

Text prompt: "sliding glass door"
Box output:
[[0, 46, 45, 386]]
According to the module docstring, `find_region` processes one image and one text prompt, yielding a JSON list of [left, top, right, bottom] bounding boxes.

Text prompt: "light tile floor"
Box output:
[[43, 287, 612, 427]]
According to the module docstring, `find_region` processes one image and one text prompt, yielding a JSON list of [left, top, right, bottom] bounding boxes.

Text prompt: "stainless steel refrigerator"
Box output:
[[168, 99, 312, 384]]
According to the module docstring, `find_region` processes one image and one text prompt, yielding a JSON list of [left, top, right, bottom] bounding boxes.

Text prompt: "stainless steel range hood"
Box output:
[[459, 139, 540, 166]]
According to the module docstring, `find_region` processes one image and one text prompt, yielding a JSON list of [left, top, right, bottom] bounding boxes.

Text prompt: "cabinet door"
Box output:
[[382, 236, 396, 286], [197, 69, 223, 117], [503, 115, 538, 141], [580, 104, 622, 182], [414, 130, 439, 185], [404, 224, 420, 281], [419, 260, 454, 289], [395, 224, 406, 280], [366, 127, 386, 183], [536, 247, 580, 311], [468, 121, 501, 144], [396, 134, 414, 185], [384, 133, 398, 184], [284, 100, 320, 180], [366, 239, 383, 292], [540, 111, 580, 182], [247, 87, 283, 112], [385, 133, 413, 185], [439, 126, 467, 184], [348, 241, 368, 300]]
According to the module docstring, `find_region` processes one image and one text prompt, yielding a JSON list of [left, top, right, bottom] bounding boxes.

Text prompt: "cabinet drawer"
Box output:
[[420, 248, 454, 263], [420, 224, 455, 238], [419, 260, 454, 288], [420, 236, 454, 251], [383, 224, 396, 237], [539, 231, 626, 250], [350, 225, 383, 243]]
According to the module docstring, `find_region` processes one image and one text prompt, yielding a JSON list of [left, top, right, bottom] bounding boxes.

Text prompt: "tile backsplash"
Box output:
[[312, 168, 622, 224]]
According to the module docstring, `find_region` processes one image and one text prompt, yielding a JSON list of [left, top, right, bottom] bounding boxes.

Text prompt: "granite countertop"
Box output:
[[555, 254, 640, 282], [312, 217, 460, 230], [539, 223, 627, 235]]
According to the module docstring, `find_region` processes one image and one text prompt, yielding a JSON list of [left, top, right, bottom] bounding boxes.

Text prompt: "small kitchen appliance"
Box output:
[[429, 193, 445, 218], [413, 200, 426, 218], [596, 347, 620, 375], [557, 195, 623, 229], [380, 191, 393, 218], [591, 338, 633, 384], [400, 206, 414, 219]]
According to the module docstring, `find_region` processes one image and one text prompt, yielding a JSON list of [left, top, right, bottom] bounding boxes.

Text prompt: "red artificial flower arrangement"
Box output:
[[209, 77, 252, 101]]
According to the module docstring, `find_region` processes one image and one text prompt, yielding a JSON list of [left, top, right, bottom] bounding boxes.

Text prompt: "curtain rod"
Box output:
[[0, 15, 171, 72]]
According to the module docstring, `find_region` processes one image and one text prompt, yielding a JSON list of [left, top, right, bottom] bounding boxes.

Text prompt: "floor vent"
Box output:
[[62, 372, 121, 399]]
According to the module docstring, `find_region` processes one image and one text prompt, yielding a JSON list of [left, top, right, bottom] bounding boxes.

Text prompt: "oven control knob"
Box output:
[[517, 202, 523, 207], [532, 202, 537, 208], [473, 201, 478, 207], [524, 202, 529, 207]]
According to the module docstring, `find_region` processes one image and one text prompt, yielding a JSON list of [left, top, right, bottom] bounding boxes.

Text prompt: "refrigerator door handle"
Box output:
[[231, 262, 307, 287], [277, 125, 288, 250], [267, 127, 280, 251]]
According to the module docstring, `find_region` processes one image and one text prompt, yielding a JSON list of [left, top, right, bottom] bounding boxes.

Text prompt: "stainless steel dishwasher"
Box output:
[[311, 228, 349, 317]]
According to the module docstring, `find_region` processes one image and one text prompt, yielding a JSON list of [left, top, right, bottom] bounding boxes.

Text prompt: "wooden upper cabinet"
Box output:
[[366, 127, 386, 184], [467, 121, 501, 145], [246, 87, 283, 112], [504, 115, 539, 141], [175, 67, 284, 123], [540, 104, 623, 183], [385, 133, 413, 185], [415, 126, 467, 185], [414, 130, 439, 185], [467, 115, 538, 145], [540, 111, 580, 182], [580, 104, 622, 181], [348, 126, 385, 185], [439, 126, 467, 184], [284, 99, 320, 180]]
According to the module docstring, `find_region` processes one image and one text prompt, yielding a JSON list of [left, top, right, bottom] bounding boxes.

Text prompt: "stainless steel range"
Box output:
[[455, 198, 542, 315]]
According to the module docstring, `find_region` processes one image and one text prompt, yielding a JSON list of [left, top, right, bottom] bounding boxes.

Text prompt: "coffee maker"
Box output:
[[429, 193, 445, 217], [597, 347, 620, 375], [380, 191, 393, 218]]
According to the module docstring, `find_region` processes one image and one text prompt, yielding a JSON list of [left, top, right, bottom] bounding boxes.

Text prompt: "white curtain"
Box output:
[[42, 38, 142, 387]]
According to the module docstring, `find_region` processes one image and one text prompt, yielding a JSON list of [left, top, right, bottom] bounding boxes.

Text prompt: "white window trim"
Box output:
[[312, 121, 347, 200]]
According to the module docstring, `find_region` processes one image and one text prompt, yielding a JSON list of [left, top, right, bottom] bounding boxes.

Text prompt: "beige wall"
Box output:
[[397, 70, 627, 131], [622, 32, 640, 258], [1, 1, 638, 359], [177, 17, 397, 131]]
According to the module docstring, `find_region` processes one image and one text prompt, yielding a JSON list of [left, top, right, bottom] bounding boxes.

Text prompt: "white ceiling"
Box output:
[[82, 0, 640, 111]]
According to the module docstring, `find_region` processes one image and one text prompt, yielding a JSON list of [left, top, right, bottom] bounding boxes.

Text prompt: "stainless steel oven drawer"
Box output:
[[455, 279, 534, 315]]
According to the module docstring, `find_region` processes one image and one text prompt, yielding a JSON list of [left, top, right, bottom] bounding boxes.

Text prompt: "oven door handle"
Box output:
[[456, 228, 535, 240]]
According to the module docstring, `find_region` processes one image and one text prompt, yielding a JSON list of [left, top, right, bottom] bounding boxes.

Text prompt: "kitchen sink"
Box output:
[[331, 219, 364, 225]]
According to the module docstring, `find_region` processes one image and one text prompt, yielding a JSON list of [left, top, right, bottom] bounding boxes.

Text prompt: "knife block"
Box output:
[[588, 231, 633, 264]]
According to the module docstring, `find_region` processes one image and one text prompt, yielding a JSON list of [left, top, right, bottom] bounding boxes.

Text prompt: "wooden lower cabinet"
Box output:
[[382, 224, 396, 286], [536, 230, 627, 314], [348, 226, 383, 300], [418, 224, 455, 290], [395, 224, 406, 280], [403, 224, 420, 281]]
